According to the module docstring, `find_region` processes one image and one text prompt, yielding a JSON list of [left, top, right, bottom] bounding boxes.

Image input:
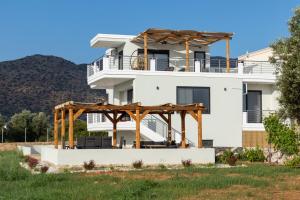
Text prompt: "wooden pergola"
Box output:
[[131, 28, 233, 72], [53, 101, 205, 149]]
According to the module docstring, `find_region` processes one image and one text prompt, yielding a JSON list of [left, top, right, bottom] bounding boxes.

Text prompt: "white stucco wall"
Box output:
[[133, 75, 243, 147], [247, 83, 279, 111], [41, 147, 215, 166]]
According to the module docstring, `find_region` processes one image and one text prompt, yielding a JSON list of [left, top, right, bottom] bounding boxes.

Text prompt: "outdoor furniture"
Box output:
[[76, 136, 112, 149]]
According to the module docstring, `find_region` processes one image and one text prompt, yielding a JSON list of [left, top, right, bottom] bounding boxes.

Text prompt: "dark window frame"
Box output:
[[176, 86, 210, 114], [246, 90, 262, 123], [137, 49, 170, 70]]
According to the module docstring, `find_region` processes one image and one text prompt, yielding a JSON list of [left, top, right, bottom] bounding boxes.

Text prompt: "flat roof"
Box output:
[[90, 34, 135, 48]]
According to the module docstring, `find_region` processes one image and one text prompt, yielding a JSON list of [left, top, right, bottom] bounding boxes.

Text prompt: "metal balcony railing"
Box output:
[[87, 55, 241, 76], [87, 55, 278, 77], [242, 61, 277, 75], [243, 110, 275, 124]]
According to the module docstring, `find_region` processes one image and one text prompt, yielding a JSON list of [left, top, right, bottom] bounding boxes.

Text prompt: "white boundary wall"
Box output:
[[41, 147, 215, 166]]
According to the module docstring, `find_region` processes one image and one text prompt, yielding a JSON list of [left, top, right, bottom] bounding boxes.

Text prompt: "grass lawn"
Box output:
[[0, 151, 299, 200]]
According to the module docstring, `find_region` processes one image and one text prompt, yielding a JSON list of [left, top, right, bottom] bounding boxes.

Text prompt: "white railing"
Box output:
[[87, 113, 193, 145], [242, 61, 276, 75], [88, 55, 277, 77], [87, 55, 241, 76]]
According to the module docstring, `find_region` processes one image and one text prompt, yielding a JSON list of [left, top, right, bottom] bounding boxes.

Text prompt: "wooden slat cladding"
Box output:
[[242, 131, 269, 148]]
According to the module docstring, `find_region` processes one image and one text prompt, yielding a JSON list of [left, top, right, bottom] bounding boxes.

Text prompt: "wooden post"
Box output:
[[61, 109, 65, 149], [167, 113, 172, 144], [54, 110, 59, 149], [68, 108, 74, 149], [135, 109, 141, 149], [144, 32, 148, 70], [185, 39, 190, 72], [112, 112, 117, 147], [180, 111, 186, 148], [197, 109, 203, 148], [226, 38, 230, 73]]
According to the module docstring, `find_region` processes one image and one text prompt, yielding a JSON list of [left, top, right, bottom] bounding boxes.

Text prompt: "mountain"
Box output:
[[0, 55, 105, 118]]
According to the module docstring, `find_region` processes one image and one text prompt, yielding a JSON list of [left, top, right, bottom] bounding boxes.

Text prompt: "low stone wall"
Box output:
[[41, 147, 215, 166], [0, 142, 53, 151]]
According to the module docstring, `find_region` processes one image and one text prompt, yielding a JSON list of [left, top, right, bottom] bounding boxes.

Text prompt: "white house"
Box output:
[[86, 29, 278, 148]]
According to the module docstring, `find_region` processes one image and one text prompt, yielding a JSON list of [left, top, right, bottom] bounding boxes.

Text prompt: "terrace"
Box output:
[[37, 101, 215, 166], [87, 28, 276, 86]]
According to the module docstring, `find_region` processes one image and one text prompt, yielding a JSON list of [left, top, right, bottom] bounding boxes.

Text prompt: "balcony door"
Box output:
[[118, 51, 123, 70], [138, 49, 169, 71], [246, 90, 262, 123]]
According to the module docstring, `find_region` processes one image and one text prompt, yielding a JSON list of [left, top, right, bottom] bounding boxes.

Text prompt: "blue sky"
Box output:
[[0, 0, 299, 64]]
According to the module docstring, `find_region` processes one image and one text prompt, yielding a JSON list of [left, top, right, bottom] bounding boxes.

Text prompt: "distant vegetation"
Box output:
[[0, 109, 103, 142], [0, 55, 105, 118]]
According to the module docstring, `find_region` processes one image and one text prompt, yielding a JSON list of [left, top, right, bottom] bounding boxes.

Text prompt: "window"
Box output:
[[177, 87, 210, 114], [138, 49, 169, 71]]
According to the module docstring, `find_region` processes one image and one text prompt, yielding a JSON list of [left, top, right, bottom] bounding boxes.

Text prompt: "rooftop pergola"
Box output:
[[131, 28, 233, 72], [53, 101, 205, 149]]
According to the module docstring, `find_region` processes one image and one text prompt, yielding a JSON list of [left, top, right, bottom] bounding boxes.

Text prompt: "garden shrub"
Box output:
[[220, 150, 237, 166], [83, 160, 95, 170], [27, 157, 39, 169], [132, 160, 143, 169], [264, 114, 299, 156], [285, 156, 300, 167], [181, 159, 192, 167], [243, 148, 265, 162]]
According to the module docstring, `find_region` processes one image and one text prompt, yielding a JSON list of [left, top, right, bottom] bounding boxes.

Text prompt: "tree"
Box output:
[[270, 7, 300, 123], [32, 112, 49, 139], [8, 110, 36, 141]]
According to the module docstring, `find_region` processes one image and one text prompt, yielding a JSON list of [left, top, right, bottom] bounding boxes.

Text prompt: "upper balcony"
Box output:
[[87, 55, 277, 87], [87, 28, 277, 88]]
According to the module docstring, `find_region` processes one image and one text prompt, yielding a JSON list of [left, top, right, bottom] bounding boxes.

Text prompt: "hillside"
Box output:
[[0, 55, 105, 117]]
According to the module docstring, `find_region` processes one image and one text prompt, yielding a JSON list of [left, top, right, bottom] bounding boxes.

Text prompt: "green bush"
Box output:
[[264, 114, 299, 156], [242, 148, 266, 162], [220, 150, 237, 166], [285, 156, 300, 167]]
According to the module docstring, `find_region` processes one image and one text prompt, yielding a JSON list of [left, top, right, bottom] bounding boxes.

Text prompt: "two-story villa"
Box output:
[[86, 28, 278, 148]]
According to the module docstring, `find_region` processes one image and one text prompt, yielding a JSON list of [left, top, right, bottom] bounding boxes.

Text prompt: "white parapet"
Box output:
[[41, 147, 215, 166]]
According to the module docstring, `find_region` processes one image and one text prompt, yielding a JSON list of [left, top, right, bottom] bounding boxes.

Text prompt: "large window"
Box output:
[[177, 87, 210, 114]]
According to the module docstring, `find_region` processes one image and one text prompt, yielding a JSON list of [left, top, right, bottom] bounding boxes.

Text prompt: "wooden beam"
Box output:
[[103, 112, 114, 123], [185, 39, 190, 72], [116, 112, 126, 123], [197, 109, 203, 148], [68, 108, 74, 149], [73, 109, 85, 120], [61, 109, 65, 149], [135, 109, 141, 149], [180, 111, 186, 148], [226, 38, 230, 73], [112, 111, 117, 147], [167, 113, 172, 143], [54, 110, 59, 149], [125, 110, 136, 121], [158, 113, 168, 123], [140, 110, 150, 120], [144, 32, 148, 70], [187, 110, 197, 121]]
